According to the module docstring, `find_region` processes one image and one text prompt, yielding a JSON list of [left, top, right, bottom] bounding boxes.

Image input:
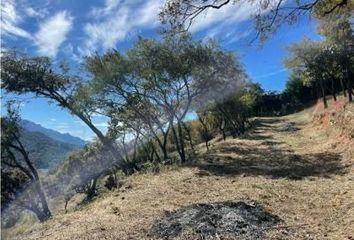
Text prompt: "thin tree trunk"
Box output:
[[161, 125, 170, 160], [198, 113, 210, 150], [219, 118, 226, 141], [331, 79, 337, 101], [340, 78, 347, 97], [12, 142, 52, 221], [182, 122, 194, 151], [86, 176, 99, 201], [320, 80, 328, 108], [177, 121, 186, 163], [347, 77, 353, 102], [171, 123, 186, 163]]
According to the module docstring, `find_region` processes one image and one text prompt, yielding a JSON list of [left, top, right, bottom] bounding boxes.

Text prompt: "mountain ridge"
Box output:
[[20, 119, 87, 146], [20, 130, 80, 169]]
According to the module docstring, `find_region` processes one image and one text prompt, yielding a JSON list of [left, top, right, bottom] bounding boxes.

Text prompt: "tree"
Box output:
[[1, 103, 51, 222], [317, 13, 354, 101], [85, 34, 245, 163], [84, 48, 173, 162], [160, 0, 353, 42], [283, 72, 315, 110], [0, 51, 127, 172], [284, 39, 331, 108], [284, 13, 354, 107], [196, 110, 215, 150]]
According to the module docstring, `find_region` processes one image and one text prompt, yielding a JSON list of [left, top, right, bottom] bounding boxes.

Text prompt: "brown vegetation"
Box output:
[[3, 99, 353, 240]]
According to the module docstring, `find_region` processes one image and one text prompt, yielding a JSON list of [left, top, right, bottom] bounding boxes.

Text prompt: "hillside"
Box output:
[[21, 120, 87, 146], [4, 100, 354, 240], [20, 130, 80, 169]]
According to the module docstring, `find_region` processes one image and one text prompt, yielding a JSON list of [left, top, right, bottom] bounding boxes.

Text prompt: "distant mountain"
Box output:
[[21, 119, 87, 146], [20, 130, 79, 169]]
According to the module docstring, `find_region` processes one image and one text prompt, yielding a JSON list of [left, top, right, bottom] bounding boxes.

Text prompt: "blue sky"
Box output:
[[1, 0, 320, 140]]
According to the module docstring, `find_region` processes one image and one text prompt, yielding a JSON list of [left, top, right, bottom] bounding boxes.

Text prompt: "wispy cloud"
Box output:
[[34, 11, 73, 57], [253, 68, 287, 80], [190, 1, 257, 33], [24, 6, 48, 18], [191, 0, 282, 42], [225, 29, 253, 45], [62, 43, 80, 62], [79, 0, 162, 55], [1, 0, 32, 39]]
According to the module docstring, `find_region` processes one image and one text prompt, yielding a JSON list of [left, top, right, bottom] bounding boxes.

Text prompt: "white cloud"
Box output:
[[1, 0, 32, 39], [80, 0, 162, 55], [89, 0, 121, 18], [24, 6, 48, 18], [190, 0, 282, 37], [253, 68, 287, 80], [34, 11, 73, 57], [189, 2, 256, 33], [62, 43, 80, 62], [80, 0, 279, 55], [225, 28, 253, 44]]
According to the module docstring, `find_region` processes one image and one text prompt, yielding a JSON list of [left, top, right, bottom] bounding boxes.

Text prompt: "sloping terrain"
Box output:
[[20, 130, 80, 169], [21, 119, 87, 146], [5, 101, 354, 240]]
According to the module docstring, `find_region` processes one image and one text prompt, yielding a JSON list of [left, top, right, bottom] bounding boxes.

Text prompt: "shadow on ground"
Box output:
[[192, 118, 347, 180]]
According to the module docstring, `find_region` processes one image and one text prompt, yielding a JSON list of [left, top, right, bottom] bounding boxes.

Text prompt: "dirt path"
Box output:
[[10, 115, 354, 240]]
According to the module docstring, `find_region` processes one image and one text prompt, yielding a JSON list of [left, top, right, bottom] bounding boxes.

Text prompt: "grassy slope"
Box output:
[[21, 130, 79, 169], [4, 99, 354, 240]]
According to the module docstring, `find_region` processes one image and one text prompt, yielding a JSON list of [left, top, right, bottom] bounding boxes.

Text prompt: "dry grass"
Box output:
[[4, 100, 354, 240]]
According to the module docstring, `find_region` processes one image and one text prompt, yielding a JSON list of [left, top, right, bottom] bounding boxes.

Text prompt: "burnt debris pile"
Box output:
[[149, 201, 280, 239]]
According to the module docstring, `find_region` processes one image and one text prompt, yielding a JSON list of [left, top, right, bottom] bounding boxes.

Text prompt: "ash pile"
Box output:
[[149, 201, 280, 239]]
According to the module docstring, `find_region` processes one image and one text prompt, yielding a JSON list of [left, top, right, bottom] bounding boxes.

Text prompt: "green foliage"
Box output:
[[84, 34, 246, 163], [284, 73, 314, 107], [284, 13, 354, 106], [19, 130, 78, 169], [46, 142, 109, 198], [1, 104, 51, 222]]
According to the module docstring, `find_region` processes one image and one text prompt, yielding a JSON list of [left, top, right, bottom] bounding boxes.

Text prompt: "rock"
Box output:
[[148, 200, 280, 239]]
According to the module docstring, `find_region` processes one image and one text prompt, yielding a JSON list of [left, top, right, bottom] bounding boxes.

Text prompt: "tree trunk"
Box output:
[[34, 182, 51, 221], [85, 176, 99, 201], [64, 199, 69, 214], [171, 124, 186, 163], [218, 108, 239, 138], [198, 113, 210, 151], [347, 78, 353, 102], [162, 127, 170, 160], [320, 80, 328, 108], [340, 78, 347, 97], [218, 117, 226, 141], [332, 92, 337, 102], [323, 94, 328, 109], [177, 121, 186, 163], [32, 207, 51, 222], [182, 122, 194, 151], [13, 142, 51, 222], [331, 79, 337, 101], [152, 131, 169, 161]]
